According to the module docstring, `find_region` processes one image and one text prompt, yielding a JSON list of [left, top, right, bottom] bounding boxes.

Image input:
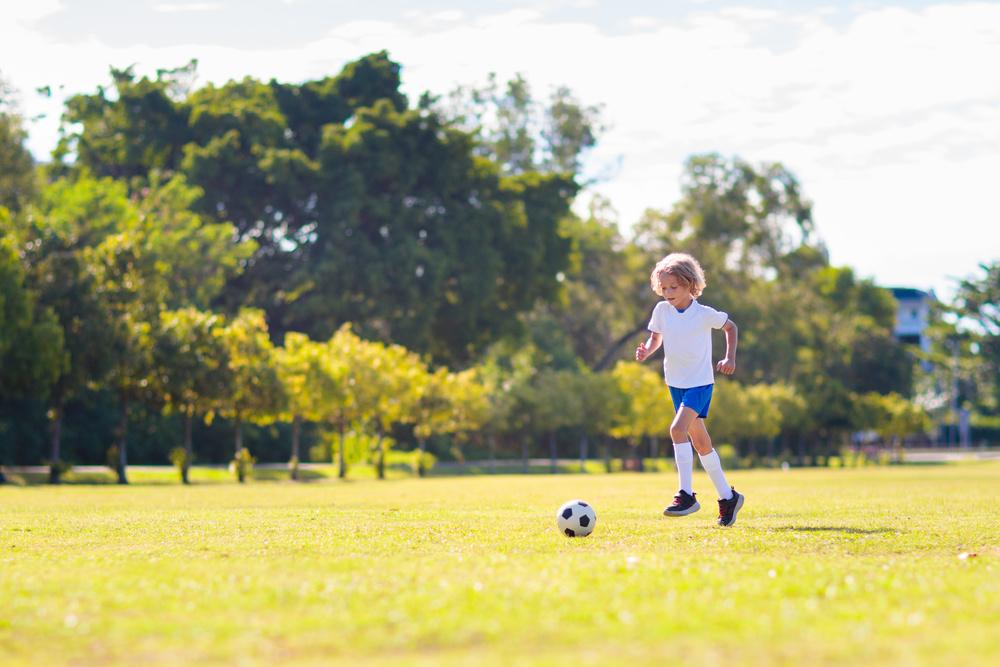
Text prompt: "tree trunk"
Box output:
[[290, 415, 301, 481], [488, 434, 497, 474], [650, 435, 659, 461], [579, 432, 589, 473], [182, 407, 194, 485], [116, 397, 129, 485], [49, 402, 63, 484], [376, 432, 385, 480], [522, 439, 529, 474], [417, 437, 427, 477], [549, 431, 558, 474], [234, 413, 243, 454], [233, 412, 247, 484], [602, 440, 611, 473], [337, 421, 347, 479]]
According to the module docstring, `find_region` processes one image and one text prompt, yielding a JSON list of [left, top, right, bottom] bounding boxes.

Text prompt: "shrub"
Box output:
[[230, 448, 255, 483], [716, 444, 739, 469], [168, 447, 194, 483]]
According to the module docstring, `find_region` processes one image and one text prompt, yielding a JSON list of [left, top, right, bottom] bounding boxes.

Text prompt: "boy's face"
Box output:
[[657, 271, 694, 307]]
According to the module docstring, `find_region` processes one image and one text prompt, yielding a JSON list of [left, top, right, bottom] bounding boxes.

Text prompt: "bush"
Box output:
[[230, 448, 255, 483], [308, 441, 329, 463], [716, 444, 739, 469], [43, 459, 73, 476], [419, 450, 437, 474], [168, 447, 193, 483]]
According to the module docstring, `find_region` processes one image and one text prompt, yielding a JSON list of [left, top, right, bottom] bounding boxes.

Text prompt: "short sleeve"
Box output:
[[647, 302, 666, 333], [703, 305, 729, 330]]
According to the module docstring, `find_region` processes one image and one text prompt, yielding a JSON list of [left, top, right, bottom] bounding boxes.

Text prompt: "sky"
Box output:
[[2, 0, 999, 300]]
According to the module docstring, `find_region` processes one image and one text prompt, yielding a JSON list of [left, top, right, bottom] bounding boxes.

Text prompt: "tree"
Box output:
[[529, 370, 583, 473], [957, 261, 1000, 409], [358, 339, 424, 479], [610, 361, 671, 470], [216, 310, 284, 481], [273, 332, 329, 480], [59, 55, 578, 364], [574, 370, 627, 472], [410, 366, 452, 477], [0, 78, 37, 212], [88, 231, 160, 484], [440, 73, 604, 177], [0, 230, 65, 483], [15, 176, 131, 482], [321, 324, 367, 479], [529, 198, 649, 371], [155, 308, 230, 483], [86, 174, 251, 483], [0, 230, 65, 399], [445, 368, 491, 462]]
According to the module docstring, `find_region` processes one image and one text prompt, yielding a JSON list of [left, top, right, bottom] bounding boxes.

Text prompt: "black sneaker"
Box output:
[[717, 488, 745, 526], [664, 490, 701, 517]]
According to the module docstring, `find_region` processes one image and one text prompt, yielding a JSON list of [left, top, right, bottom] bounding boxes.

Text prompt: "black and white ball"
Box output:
[[557, 499, 597, 537]]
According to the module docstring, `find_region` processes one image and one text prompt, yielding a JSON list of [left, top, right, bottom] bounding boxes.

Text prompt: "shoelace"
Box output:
[[718, 498, 730, 517]]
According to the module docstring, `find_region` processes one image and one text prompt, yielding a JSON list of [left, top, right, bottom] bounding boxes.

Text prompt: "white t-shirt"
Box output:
[[647, 299, 729, 388]]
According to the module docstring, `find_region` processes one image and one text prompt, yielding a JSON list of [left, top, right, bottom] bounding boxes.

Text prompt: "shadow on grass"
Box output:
[[773, 526, 897, 535]]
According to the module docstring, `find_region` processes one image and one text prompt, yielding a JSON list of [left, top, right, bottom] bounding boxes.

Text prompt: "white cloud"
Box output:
[[2, 2, 999, 296], [153, 3, 222, 13]]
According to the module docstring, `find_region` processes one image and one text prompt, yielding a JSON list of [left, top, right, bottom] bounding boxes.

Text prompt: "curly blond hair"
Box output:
[[650, 253, 706, 298]]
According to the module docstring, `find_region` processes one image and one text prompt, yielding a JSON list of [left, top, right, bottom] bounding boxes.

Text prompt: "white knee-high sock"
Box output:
[[698, 449, 734, 500], [672, 441, 694, 494]]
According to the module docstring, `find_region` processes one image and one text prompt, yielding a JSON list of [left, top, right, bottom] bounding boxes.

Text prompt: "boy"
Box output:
[[635, 253, 745, 526]]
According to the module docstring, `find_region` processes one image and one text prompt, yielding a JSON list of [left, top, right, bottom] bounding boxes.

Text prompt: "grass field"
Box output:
[[2, 463, 998, 666]]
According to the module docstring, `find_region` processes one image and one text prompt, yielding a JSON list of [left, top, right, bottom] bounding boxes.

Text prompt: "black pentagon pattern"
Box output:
[[564, 528, 576, 537], [578, 514, 590, 528], [561, 507, 573, 520], [578, 502, 589, 508]]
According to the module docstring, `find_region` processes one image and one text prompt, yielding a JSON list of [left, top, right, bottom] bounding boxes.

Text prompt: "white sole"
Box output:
[[664, 501, 701, 517]]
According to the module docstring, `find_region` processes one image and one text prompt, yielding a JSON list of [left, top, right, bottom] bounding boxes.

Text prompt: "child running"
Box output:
[[635, 253, 745, 526]]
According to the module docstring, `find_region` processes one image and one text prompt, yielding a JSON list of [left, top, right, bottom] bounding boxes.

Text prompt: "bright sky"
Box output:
[[2, 0, 999, 300]]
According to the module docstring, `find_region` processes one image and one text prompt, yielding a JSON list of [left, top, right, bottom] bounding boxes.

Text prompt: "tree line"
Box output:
[[1, 52, 997, 483]]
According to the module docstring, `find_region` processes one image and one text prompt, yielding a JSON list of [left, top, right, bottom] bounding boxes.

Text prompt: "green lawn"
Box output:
[[2, 464, 998, 666]]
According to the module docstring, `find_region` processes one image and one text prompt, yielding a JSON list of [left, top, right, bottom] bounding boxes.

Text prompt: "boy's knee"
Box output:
[[691, 440, 713, 456], [669, 425, 688, 443]]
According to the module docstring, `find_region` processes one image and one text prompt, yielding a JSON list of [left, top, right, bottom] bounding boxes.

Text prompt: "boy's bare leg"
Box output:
[[686, 416, 714, 456]]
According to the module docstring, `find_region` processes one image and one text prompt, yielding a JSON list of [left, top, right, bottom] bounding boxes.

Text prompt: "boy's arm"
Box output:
[[636, 332, 662, 362], [716, 319, 738, 375]]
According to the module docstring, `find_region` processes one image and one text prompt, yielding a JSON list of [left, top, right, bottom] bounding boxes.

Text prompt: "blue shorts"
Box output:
[[668, 384, 714, 419]]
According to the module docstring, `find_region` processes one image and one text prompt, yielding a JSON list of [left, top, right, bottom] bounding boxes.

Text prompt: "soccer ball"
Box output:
[[557, 499, 597, 538]]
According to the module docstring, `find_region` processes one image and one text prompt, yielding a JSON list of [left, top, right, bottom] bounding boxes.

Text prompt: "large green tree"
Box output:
[[14, 177, 127, 481], [0, 230, 65, 483], [58, 53, 579, 363]]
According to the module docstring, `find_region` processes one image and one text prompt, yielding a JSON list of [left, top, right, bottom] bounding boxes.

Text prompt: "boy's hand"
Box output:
[[635, 342, 650, 362], [716, 357, 736, 375]]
